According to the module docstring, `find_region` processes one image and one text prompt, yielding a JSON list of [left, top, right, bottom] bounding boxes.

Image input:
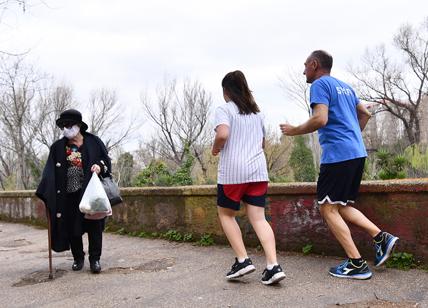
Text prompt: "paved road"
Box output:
[[0, 222, 426, 308]]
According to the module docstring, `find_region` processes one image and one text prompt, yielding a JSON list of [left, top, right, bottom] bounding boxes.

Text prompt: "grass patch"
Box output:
[[183, 233, 193, 242], [197, 233, 214, 246], [302, 243, 313, 255], [162, 230, 183, 241], [115, 227, 126, 235], [112, 228, 211, 246], [386, 252, 415, 270], [110, 227, 199, 244]]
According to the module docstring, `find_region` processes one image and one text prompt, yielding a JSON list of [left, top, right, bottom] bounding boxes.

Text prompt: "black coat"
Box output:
[[36, 132, 111, 252]]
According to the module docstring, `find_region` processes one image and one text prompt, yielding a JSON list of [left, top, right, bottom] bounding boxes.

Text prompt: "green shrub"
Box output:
[[404, 144, 428, 174], [133, 160, 172, 187], [289, 136, 316, 182], [133, 149, 194, 187], [376, 149, 408, 180], [170, 152, 194, 186], [269, 175, 293, 183]]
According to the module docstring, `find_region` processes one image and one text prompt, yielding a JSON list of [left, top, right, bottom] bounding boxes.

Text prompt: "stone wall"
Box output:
[[1, 180, 427, 262]]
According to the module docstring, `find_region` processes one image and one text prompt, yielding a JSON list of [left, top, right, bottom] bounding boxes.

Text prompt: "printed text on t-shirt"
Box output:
[[336, 86, 352, 96]]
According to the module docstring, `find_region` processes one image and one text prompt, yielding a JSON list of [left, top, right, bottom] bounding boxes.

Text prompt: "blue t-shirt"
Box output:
[[310, 76, 367, 164]]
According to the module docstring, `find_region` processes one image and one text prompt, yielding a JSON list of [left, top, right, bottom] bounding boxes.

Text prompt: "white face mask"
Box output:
[[63, 125, 80, 139]]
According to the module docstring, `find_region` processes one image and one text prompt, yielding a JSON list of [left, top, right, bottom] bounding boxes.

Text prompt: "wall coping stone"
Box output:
[[0, 179, 427, 198]]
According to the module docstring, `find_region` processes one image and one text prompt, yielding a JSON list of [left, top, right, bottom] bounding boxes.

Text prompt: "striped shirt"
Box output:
[[214, 101, 269, 184]]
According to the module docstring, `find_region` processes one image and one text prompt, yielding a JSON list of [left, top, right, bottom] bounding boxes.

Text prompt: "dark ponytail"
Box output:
[[221, 70, 260, 115]]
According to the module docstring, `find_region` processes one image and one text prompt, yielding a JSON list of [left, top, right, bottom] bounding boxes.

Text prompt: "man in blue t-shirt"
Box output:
[[280, 50, 399, 280]]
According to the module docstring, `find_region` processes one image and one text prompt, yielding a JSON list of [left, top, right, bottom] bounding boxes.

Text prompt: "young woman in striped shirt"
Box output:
[[212, 70, 285, 285]]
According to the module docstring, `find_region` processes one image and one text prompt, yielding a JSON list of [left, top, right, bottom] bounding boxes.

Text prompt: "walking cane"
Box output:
[[46, 208, 53, 279]]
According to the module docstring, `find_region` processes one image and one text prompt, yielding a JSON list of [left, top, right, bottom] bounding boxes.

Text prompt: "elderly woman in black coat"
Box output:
[[36, 109, 111, 273]]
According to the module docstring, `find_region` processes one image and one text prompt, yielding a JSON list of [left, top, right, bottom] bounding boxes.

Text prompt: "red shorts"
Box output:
[[217, 182, 268, 211]]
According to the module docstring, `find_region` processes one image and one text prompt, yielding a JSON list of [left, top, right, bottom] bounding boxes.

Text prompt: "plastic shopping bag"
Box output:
[[79, 172, 112, 219]]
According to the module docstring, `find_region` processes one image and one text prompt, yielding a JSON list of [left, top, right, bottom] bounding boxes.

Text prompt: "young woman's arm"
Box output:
[[212, 124, 229, 156]]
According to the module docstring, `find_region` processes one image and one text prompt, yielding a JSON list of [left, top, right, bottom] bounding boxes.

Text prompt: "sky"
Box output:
[[1, 0, 428, 150]]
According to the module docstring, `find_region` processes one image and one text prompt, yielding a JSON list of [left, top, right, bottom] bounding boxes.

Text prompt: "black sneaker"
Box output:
[[374, 232, 399, 267], [261, 265, 286, 285], [226, 258, 256, 279], [329, 259, 372, 280]]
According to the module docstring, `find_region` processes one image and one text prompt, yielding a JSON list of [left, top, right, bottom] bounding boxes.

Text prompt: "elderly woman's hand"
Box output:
[[91, 164, 101, 174]]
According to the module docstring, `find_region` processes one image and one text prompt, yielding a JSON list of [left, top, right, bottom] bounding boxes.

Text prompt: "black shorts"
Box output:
[[317, 157, 365, 206]]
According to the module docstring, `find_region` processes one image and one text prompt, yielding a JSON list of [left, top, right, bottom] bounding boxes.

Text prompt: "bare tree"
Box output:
[[1, 0, 54, 57], [0, 0, 31, 56], [108, 146, 135, 187], [191, 121, 214, 179], [264, 126, 293, 181], [136, 138, 160, 167], [0, 57, 41, 189], [0, 0, 48, 15], [279, 69, 320, 167], [279, 69, 311, 116], [33, 82, 74, 149], [141, 79, 212, 177], [349, 18, 428, 145], [363, 102, 408, 151], [87, 88, 138, 151], [0, 0, 26, 10], [0, 148, 13, 189], [0, 0, 27, 24]]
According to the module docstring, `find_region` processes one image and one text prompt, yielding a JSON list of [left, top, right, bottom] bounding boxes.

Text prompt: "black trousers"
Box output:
[[66, 191, 104, 262], [70, 220, 103, 262]]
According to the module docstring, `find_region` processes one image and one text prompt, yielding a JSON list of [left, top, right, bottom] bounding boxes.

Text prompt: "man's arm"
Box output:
[[212, 124, 229, 156], [280, 104, 328, 136], [356, 103, 371, 131]]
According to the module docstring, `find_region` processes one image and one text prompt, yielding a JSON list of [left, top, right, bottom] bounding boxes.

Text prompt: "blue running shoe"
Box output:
[[329, 259, 372, 280], [374, 232, 399, 267]]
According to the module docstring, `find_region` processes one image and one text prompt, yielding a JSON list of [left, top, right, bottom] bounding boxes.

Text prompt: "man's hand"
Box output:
[[356, 103, 372, 131], [211, 147, 221, 156], [280, 104, 328, 136], [280, 123, 298, 136]]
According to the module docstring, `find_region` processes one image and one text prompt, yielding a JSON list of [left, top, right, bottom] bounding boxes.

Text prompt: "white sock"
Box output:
[[238, 257, 247, 263], [267, 263, 278, 270]]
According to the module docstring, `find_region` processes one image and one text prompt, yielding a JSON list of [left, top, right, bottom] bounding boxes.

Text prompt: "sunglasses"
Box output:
[[59, 122, 78, 129]]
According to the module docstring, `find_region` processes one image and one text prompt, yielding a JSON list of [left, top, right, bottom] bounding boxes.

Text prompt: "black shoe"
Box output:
[[72, 259, 84, 271], [90, 260, 101, 273], [226, 258, 256, 279], [261, 265, 286, 285]]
